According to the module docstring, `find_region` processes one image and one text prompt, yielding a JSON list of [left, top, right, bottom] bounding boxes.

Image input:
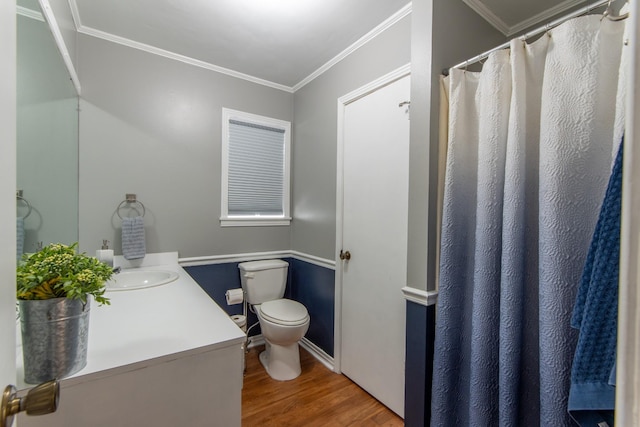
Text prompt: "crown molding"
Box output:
[[68, 0, 82, 31], [16, 6, 44, 21], [507, 0, 587, 36], [68, 0, 411, 94], [462, 0, 510, 35], [292, 2, 412, 92], [39, 0, 81, 95], [463, 0, 586, 37], [76, 25, 295, 93]]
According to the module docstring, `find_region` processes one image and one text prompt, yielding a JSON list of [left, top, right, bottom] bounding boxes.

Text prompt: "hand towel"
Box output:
[[568, 140, 623, 426], [16, 217, 24, 260], [122, 216, 146, 260]]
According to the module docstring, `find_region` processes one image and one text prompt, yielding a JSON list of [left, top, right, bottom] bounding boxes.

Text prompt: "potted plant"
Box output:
[[16, 243, 113, 384]]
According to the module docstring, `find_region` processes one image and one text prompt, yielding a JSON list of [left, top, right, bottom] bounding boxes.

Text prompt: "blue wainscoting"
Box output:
[[183, 262, 260, 332], [183, 257, 335, 357], [404, 300, 436, 427], [287, 258, 335, 357]]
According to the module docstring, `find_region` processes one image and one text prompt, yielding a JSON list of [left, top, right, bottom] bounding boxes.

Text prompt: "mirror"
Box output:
[[16, 0, 79, 256]]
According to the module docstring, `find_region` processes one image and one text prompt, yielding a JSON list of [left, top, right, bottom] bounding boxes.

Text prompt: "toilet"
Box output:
[[238, 259, 310, 381]]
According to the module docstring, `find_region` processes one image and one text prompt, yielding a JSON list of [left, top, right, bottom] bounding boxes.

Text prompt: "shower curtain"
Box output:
[[431, 15, 627, 426]]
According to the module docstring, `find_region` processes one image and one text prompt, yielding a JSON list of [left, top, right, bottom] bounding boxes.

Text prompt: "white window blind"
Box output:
[[221, 108, 291, 226], [228, 119, 285, 215]]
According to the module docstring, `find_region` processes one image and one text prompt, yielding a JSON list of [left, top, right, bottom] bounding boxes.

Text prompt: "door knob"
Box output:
[[1, 380, 59, 427], [339, 250, 351, 261]]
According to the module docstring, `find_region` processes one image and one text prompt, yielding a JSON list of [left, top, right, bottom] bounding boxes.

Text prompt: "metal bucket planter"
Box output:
[[19, 297, 90, 384]]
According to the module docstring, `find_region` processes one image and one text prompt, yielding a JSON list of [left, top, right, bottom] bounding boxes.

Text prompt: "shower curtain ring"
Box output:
[[601, 0, 629, 21]]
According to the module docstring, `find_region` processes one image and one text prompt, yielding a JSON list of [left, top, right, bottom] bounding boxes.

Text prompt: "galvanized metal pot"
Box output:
[[19, 297, 90, 384]]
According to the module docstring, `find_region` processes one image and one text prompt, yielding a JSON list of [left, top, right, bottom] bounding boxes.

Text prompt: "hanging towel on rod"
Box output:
[[122, 216, 146, 260], [16, 217, 24, 260], [568, 139, 623, 426]]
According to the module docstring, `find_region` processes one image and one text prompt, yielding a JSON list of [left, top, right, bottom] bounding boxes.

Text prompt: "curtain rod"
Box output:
[[443, 0, 610, 75]]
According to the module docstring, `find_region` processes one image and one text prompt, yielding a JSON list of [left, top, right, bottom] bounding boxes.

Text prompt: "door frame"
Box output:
[[617, 2, 640, 424], [1, 0, 17, 388], [334, 63, 411, 374]]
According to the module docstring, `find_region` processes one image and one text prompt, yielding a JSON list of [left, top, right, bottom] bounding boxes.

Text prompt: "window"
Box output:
[[221, 108, 291, 226]]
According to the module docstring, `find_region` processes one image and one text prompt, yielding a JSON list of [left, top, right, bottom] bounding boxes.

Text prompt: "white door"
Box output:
[[338, 72, 410, 417]]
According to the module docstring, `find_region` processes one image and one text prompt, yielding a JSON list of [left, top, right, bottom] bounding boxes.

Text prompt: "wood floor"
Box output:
[[242, 345, 404, 427]]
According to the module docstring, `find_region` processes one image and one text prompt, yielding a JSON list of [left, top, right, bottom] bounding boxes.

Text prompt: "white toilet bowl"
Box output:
[[255, 299, 310, 381], [238, 259, 311, 381]]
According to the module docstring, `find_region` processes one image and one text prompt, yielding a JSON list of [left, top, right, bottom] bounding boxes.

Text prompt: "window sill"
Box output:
[[220, 217, 292, 227]]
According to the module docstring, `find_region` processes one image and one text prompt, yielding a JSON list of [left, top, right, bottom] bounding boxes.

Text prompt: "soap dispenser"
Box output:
[[96, 240, 114, 267]]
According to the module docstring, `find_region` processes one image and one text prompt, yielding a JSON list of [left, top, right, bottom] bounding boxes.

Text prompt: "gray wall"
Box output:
[[77, 35, 294, 258], [75, 1, 501, 267], [291, 1, 502, 269], [406, 0, 504, 291], [406, 0, 433, 292], [291, 14, 412, 260]]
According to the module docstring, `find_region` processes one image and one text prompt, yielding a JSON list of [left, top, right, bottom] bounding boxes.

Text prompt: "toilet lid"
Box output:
[[260, 299, 309, 326]]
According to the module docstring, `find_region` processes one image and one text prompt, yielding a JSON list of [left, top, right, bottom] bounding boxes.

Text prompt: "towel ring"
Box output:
[[116, 194, 146, 220], [17, 195, 32, 219]]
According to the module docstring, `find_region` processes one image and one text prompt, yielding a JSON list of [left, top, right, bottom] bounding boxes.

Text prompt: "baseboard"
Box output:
[[246, 334, 265, 349], [246, 334, 335, 373], [299, 337, 335, 372]]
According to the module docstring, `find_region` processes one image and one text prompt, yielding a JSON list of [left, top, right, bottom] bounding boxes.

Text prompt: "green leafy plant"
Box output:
[[17, 243, 112, 306]]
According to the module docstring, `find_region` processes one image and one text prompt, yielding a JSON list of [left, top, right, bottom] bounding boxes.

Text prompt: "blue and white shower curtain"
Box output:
[[431, 15, 627, 426]]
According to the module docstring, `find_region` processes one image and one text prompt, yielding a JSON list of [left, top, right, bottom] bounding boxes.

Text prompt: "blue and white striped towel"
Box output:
[[16, 217, 24, 260], [122, 216, 146, 260]]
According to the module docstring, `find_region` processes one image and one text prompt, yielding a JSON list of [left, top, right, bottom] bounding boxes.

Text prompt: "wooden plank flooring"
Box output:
[[242, 345, 404, 426]]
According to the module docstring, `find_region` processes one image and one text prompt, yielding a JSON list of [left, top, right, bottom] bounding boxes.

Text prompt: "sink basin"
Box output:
[[105, 270, 179, 291]]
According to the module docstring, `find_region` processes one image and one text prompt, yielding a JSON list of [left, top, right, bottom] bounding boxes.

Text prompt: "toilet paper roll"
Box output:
[[231, 314, 247, 332], [225, 288, 244, 305]]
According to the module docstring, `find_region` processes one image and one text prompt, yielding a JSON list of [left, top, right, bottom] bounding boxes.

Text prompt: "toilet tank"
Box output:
[[238, 259, 289, 305]]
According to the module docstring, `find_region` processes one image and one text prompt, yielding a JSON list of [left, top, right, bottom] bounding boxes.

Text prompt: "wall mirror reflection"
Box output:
[[16, 0, 79, 257]]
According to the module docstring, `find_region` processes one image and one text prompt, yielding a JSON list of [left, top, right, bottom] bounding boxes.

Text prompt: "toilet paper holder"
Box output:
[[225, 288, 248, 328], [225, 288, 244, 305]]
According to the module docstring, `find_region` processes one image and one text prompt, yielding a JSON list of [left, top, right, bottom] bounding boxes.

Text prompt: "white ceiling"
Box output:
[[71, 0, 411, 91], [23, 0, 598, 92]]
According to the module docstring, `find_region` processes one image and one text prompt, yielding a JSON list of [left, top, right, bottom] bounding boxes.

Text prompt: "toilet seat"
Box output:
[[259, 299, 309, 326]]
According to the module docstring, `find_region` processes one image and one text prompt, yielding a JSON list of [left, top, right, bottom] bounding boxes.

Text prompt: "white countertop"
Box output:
[[16, 252, 246, 390]]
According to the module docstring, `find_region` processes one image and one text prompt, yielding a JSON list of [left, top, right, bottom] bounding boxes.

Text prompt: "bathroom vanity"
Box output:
[[16, 253, 245, 427]]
